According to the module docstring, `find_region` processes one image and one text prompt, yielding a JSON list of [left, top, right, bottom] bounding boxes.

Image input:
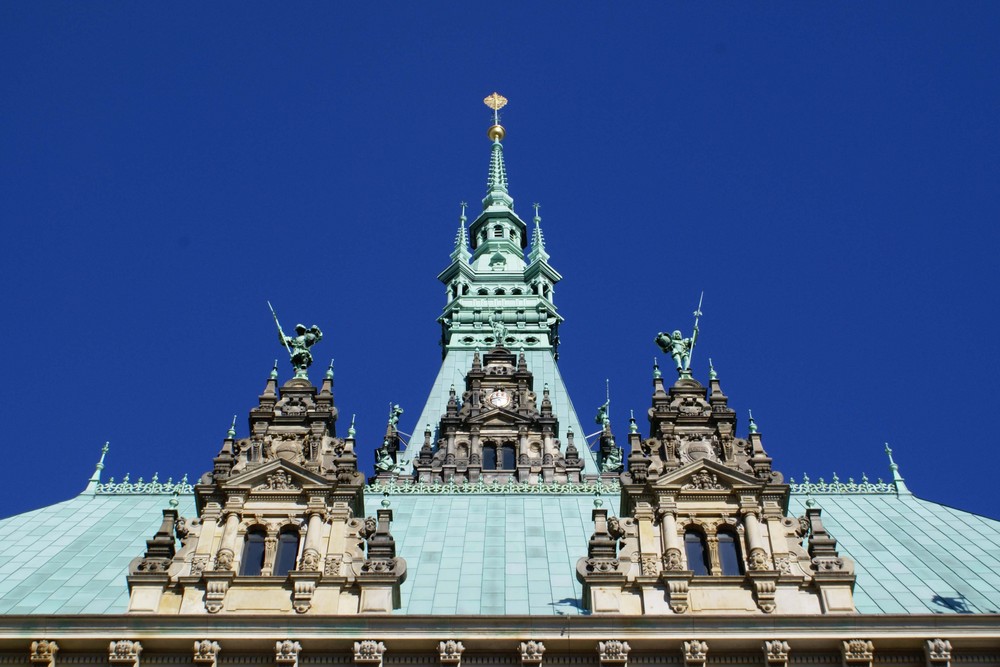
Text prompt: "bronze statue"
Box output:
[[268, 301, 323, 379]]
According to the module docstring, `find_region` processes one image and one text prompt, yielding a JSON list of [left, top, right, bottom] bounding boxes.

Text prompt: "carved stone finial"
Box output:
[[763, 641, 790, 667], [109, 641, 142, 667], [438, 641, 464, 665], [925, 639, 952, 666], [519, 642, 546, 665], [598, 641, 630, 665], [353, 641, 387, 666], [841, 640, 874, 667], [29, 641, 58, 667], [193, 641, 221, 667], [683, 641, 708, 667], [275, 641, 302, 667]]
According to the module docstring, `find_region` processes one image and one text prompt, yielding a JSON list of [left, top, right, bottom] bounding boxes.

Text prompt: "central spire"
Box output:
[[482, 92, 512, 210]]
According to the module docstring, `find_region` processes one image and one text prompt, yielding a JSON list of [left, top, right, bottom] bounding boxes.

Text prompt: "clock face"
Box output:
[[488, 390, 511, 408]]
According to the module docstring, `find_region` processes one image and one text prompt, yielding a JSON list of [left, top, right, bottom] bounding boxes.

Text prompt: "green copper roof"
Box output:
[[0, 489, 195, 614], [0, 482, 997, 615]]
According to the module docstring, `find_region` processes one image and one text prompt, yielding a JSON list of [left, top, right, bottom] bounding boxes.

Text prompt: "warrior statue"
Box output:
[[595, 399, 610, 428], [374, 440, 397, 472], [601, 446, 624, 473], [387, 404, 404, 429], [654, 293, 703, 378], [269, 302, 323, 379]]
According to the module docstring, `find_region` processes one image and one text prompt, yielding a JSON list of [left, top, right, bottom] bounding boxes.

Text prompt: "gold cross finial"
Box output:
[[483, 92, 508, 111], [484, 92, 508, 137]]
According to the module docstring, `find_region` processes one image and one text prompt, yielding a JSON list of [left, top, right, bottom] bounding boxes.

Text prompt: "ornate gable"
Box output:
[[579, 357, 855, 617], [412, 346, 583, 484], [128, 348, 405, 616]]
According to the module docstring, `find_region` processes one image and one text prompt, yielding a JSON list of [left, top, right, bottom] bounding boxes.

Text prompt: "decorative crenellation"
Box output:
[[682, 641, 708, 667], [29, 641, 58, 667], [763, 640, 790, 666], [789, 473, 895, 495], [96, 474, 193, 495], [925, 639, 952, 666], [109, 641, 142, 667], [841, 640, 874, 667], [366, 479, 620, 495], [353, 641, 386, 667], [275, 641, 301, 667], [519, 642, 546, 665], [598, 641, 630, 665], [193, 641, 220, 667], [438, 641, 464, 665]]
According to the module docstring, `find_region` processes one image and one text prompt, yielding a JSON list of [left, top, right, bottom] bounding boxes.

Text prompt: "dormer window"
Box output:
[[240, 528, 267, 576]]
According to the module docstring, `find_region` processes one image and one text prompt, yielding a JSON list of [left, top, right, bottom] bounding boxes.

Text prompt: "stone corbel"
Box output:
[[519, 641, 546, 666], [682, 641, 708, 667], [289, 571, 321, 613], [109, 641, 142, 667], [275, 641, 301, 667], [598, 641, 630, 667], [841, 640, 874, 667], [748, 569, 780, 613], [438, 641, 464, 666], [925, 639, 952, 667], [763, 641, 790, 667], [202, 570, 235, 613], [353, 641, 386, 667], [659, 569, 692, 613], [29, 641, 58, 667], [193, 641, 220, 667]]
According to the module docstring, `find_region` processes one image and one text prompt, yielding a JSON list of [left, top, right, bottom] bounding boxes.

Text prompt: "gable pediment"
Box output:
[[223, 458, 330, 492], [653, 458, 762, 491], [464, 408, 534, 428]]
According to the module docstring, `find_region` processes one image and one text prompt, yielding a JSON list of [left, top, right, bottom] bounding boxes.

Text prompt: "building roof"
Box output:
[[0, 476, 997, 616]]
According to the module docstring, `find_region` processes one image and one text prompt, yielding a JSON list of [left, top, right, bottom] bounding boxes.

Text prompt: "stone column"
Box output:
[[742, 510, 768, 570], [192, 504, 220, 576], [300, 509, 325, 571], [215, 510, 241, 571], [658, 509, 683, 571]]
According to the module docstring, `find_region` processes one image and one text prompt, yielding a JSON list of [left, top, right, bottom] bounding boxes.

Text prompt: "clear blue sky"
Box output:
[[1, 3, 998, 518]]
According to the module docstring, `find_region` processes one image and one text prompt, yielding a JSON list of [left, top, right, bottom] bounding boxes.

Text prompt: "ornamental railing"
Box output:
[[95, 473, 194, 495]]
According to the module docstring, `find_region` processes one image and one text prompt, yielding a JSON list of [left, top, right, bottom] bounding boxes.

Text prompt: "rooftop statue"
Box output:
[[387, 404, 404, 429], [655, 293, 703, 378], [489, 314, 509, 348], [268, 301, 323, 379]]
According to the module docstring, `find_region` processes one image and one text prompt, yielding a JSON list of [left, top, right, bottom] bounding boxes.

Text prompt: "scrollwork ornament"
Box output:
[[353, 641, 386, 665], [762, 641, 790, 666], [29, 641, 58, 667], [682, 641, 708, 665], [519, 642, 546, 665], [925, 639, 952, 663], [438, 641, 464, 664], [193, 641, 220, 667], [598, 641, 630, 664]]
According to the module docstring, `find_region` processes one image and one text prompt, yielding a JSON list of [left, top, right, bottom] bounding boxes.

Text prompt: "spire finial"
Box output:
[[528, 202, 550, 264], [748, 409, 758, 434], [452, 206, 471, 262], [533, 202, 541, 222], [708, 357, 717, 380], [460, 201, 467, 222], [484, 92, 508, 140], [326, 358, 334, 380], [884, 442, 909, 493], [85, 442, 110, 494], [628, 409, 638, 434], [653, 357, 662, 379], [348, 414, 356, 439], [227, 415, 237, 440], [270, 360, 278, 379]]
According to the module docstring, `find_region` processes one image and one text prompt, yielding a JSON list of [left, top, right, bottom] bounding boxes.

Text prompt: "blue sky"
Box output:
[[1, 3, 998, 518]]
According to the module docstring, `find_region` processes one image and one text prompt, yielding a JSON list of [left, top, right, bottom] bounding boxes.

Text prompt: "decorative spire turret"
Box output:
[[528, 203, 549, 264], [884, 443, 910, 494], [85, 442, 110, 493], [451, 203, 471, 263]]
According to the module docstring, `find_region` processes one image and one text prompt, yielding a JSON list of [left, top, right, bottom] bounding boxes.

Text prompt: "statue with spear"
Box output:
[[268, 301, 323, 380], [655, 292, 703, 378]]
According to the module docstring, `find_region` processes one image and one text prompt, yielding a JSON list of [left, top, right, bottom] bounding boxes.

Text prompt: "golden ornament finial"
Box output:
[[484, 92, 508, 141]]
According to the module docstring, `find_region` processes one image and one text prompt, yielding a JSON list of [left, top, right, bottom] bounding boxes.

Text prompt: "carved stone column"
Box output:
[[742, 510, 768, 569], [658, 509, 683, 571], [519, 642, 545, 666], [925, 639, 952, 667], [29, 641, 58, 667], [193, 641, 220, 667], [841, 640, 874, 667], [109, 641, 142, 667], [763, 641, 790, 667], [215, 510, 241, 571], [682, 641, 708, 667], [301, 508, 326, 570]]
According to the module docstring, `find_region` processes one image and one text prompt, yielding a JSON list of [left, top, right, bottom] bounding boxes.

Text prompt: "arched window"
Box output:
[[500, 444, 516, 470], [273, 528, 300, 577], [511, 288, 522, 295], [717, 529, 743, 576], [240, 528, 266, 576], [493, 225, 504, 238], [482, 444, 497, 471], [684, 529, 710, 576], [478, 288, 489, 296]]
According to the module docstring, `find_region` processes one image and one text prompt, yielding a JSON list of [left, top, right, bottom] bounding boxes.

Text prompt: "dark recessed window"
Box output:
[[717, 530, 743, 576], [500, 444, 516, 470], [482, 444, 497, 471], [685, 530, 711, 576], [240, 529, 266, 576], [273, 529, 299, 577]]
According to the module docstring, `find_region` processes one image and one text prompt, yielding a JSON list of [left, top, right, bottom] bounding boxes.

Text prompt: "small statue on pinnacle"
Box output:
[[655, 292, 703, 378], [268, 301, 323, 379]]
